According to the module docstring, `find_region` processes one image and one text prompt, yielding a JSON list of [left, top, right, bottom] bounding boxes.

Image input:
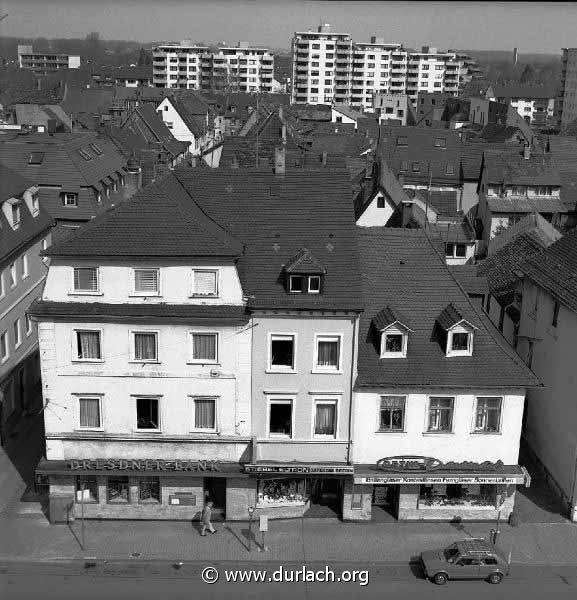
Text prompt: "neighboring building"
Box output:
[[558, 48, 577, 130], [152, 41, 274, 93], [468, 97, 510, 128], [515, 229, 577, 521], [486, 85, 556, 129], [371, 93, 415, 125], [476, 148, 568, 249], [0, 165, 53, 446], [0, 132, 133, 242], [18, 45, 80, 75], [350, 227, 538, 521], [291, 24, 477, 109], [114, 66, 153, 88], [13, 104, 72, 133]]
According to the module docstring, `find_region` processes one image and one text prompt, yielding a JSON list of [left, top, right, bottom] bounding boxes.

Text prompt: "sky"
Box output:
[[0, 0, 575, 54]]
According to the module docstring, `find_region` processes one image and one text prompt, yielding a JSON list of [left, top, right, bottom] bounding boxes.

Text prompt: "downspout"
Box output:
[[346, 313, 359, 465]]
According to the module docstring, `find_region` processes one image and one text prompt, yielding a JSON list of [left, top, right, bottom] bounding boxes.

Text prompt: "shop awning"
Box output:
[[353, 464, 530, 486], [36, 459, 250, 478]]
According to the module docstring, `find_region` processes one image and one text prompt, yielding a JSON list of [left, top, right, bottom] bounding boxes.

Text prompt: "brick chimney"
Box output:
[[321, 151, 328, 166], [124, 154, 142, 200], [274, 146, 285, 175]]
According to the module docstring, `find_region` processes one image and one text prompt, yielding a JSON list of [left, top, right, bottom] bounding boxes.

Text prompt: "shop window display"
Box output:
[[418, 483, 496, 508], [257, 479, 308, 506]]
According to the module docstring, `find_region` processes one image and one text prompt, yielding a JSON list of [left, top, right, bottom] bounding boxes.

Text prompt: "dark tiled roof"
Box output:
[[491, 85, 557, 100], [171, 99, 206, 137], [521, 227, 577, 313], [487, 195, 568, 214], [115, 66, 153, 80], [427, 220, 475, 243], [356, 227, 540, 388], [413, 190, 459, 218], [29, 300, 249, 324], [483, 151, 561, 186], [436, 303, 475, 330], [448, 265, 489, 296], [0, 163, 35, 201], [45, 174, 243, 258], [372, 306, 412, 331], [60, 88, 114, 116], [174, 168, 364, 311], [284, 248, 326, 274]]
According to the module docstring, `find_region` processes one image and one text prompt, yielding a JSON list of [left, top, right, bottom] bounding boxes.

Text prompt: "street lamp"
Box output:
[[248, 506, 255, 552]]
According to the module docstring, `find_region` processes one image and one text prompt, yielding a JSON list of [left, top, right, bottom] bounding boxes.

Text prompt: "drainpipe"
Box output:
[[346, 313, 359, 465]]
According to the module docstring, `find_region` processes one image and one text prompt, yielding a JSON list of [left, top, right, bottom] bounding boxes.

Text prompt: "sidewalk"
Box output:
[[1, 514, 576, 565]]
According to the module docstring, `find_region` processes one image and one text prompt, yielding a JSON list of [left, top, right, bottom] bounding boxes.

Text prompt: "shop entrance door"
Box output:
[[204, 478, 226, 521], [371, 485, 399, 520], [305, 478, 342, 518]]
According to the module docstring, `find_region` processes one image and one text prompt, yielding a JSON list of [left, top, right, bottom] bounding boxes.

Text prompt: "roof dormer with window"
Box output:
[[372, 306, 413, 358], [2, 198, 22, 230], [436, 303, 477, 357], [284, 248, 326, 295]]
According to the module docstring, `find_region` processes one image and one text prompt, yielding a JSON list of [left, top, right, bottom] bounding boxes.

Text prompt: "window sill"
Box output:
[[266, 369, 298, 374], [189, 294, 219, 299], [190, 429, 219, 435], [379, 354, 407, 359], [268, 434, 293, 439], [107, 499, 129, 504], [72, 359, 104, 364], [375, 429, 406, 434], [471, 430, 501, 435], [311, 369, 343, 375], [139, 500, 161, 505], [134, 429, 162, 434], [75, 428, 104, 432], [129, 360, 161, 365], [187, 361, 220, 366], [129, 293, 161, 298], [422, 431, 454, 435], [68, 291, 103, 297]]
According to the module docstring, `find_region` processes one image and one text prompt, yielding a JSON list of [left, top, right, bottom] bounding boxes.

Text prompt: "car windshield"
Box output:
[[444, 544, 459, 561]]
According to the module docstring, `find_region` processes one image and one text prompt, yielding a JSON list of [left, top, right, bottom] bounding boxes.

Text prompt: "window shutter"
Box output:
[[193, 271, 217, 295], [135, 269, 159, 293], [74, 268, 98, 291]]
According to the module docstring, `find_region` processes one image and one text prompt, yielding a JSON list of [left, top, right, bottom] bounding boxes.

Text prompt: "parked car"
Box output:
[[420, 538, 510, 585]]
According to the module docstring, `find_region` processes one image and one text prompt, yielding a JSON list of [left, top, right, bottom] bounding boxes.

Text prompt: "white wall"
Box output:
[[157, 98, 203, 154], [353, 389, 525, 464], [356, 192, 395, 226]]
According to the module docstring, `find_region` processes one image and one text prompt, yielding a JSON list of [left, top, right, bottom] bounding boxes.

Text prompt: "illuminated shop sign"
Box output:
[[245, 464, 354, 475], [376, 456, 506, 473], [355, 475, 522, 484], [68, 459, 221, 472]]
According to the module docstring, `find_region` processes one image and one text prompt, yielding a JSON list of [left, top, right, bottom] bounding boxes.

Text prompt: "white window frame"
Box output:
[[190, 269, 219, 297], [71, 266, 100, 295], [446, 325, 473, 357], [133, 395, 162, 433], [13, 318, 21, 349], [42, 238, 49, 251], [308, 275, 321, 294], [313, 334, 343, 373], [380, 326, 408, 358], [377, 395, 406, 432], [266, 396, 295, 439], [25, 313, 33, 336], [0, 272, 4, 299], [21, 254, 28, 279], [130, 330, 159, 363], [9, 263, 16, 288], [312, 397, 339, 439], [189, 331, 219, 364], [289, 274, 304, 293], [426, 396, 455, 433], [0, 330, 8, 363], [190, 395, 218, 433], [132, 268, 161, 296], [73, 328, 104, 362], [75, 394, 104, 431], [473, 396, 503, 434], [62, 192, 78, 207], [268, 333, 297, 373]]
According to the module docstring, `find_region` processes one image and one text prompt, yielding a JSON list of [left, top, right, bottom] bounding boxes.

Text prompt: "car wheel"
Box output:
[[433, 572, 448, 585], [488, 572, 503, 584]]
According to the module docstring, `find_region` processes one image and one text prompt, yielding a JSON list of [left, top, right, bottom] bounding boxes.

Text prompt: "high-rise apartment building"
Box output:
[[558, 48, 577, 130], [291, 25, 475, 109], [18, 45, 80, 75], [152, 41, 274, 93]]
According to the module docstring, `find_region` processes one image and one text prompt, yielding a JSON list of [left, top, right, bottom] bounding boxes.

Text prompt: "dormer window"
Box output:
[[284, 248, 326, 296], [11, 203, 20, 229], [308, 275, 321, 293], [373, 306, 412, 359], [437, 303, 477, 357], [449, 330, 472, 354], [289, 275, 304, 293]]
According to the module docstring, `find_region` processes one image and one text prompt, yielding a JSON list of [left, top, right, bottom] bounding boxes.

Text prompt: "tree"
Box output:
[[520, 64, 537, 84], [137, 48, 151, 66]]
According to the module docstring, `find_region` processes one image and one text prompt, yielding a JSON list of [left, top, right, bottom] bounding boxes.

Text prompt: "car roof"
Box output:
[[456, 539, 496, 554]]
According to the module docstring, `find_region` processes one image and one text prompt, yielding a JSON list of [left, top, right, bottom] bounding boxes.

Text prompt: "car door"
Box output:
[[479, 555, 501, 577], [454, 557, 481, 579]]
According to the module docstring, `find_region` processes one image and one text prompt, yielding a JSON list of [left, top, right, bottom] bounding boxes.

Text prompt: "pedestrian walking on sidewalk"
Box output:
[[200, 500, 217, 536]]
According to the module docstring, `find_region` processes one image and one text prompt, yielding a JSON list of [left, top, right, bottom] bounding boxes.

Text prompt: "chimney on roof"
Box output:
[[401, 200, 413, 228], [231, 155, 239, 169], [321, 151, 328, 166], [190, 156, 197, 167], [524, 143, 531, 160], [274, 146, 285, 176], [124, 153, 142, 200]]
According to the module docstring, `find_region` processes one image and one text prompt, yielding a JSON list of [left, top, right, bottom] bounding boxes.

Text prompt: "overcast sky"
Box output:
[[0, 0, 574, 53]]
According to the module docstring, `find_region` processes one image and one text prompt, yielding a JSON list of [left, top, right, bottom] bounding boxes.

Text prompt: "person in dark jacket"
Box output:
[[200, 500, 216, 536]]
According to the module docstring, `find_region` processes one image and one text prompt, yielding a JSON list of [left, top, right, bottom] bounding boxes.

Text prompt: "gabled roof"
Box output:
[[284, 248, 327, 274], [355, 227, 539, 388], [15, 104, 72, 130], [332, 104, 367, 122], [0, 163, 35, 201], [372, 306, 413, 331], [482, 151, 561, 186], [448, 265, 490, 297], [45, 174, 243, 258], [487, 195, 568, 215], [60, 88, 114, 116], [114, 66, 153, 80], [437, 303, 478, 330], [169, 98, 206, 137], [521, 227, 577, 314]]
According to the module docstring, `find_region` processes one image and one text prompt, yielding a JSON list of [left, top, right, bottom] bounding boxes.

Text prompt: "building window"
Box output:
[[11, 203, 20, 228], [445, 243, 467, 258], [400, 160, 408, 171], [25, 314, 33, 336], [139, 478, 160, 503], [0, 273, 3, 298], [134, 268, 159, 294], [79, 396, 101, 428], [427, 397, 454, 432], [474, 397, 502, 433], [13, 319, 21, 348], [21, 254, 28, 279], [377, 196, 386, 208], [136, 397, 160, 430], [190, 332, 218, 363], [396, 136, 408, 146], [193, 397, 217, 431], [446, 163, 455, 175], [28, 152, 45, 165], [448, 330, 472, 355], [76, 476, 98, 503], [9, 263, 16, 287], [289, 274, 304, 293], [191, 270, 218, 296], [315, 335, 341, 371], [380, 330, 407, 357], [435, 137, 446, 147], [269, 334, 295, 371], [552, 301, 560, 328], [0, 331, 8, 362], [62, 193, 78, 207], [308, 275, 321, 293], [379, 395, 405, 431], [412, 161, 420, 172], [107, 477, 130, 503], [133, 332, 158, 362], [75, 330, 102, 360], [269, 400, 292, 437], [314, 400, 337, 437], [73, 267, 99, 292]]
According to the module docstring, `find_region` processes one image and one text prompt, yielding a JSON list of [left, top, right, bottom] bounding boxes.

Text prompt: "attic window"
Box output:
[[28, 152, 45, 165], [400, 160, 408, 171], [448, 330, 472, 355], [446, 163, 455, 175], [434, 137, 446, 148], [89, 143, 103, 155], [380, 328, 408, 358], [396, 136, 408, 146], [78, 149, 92, 161], [437, 303, 476, 357], [11, 203, 21, 229], [412, 162, 420, 172]]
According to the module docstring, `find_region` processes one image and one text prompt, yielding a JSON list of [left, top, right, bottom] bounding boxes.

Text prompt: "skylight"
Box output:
[[78, 149, 93, 161], [28, 152, 45, 165]]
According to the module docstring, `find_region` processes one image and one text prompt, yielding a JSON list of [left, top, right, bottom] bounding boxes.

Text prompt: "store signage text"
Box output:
[[245, 464, 354, 475], [356, 476, 520, 485], [68, 459, 221, 472], [376, 456, 505, 473]]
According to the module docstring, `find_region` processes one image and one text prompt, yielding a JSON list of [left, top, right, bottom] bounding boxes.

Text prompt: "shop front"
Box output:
[[351, 456, 531, 521], [244, 463, 355, 519], [37, 458, 252, 523]]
